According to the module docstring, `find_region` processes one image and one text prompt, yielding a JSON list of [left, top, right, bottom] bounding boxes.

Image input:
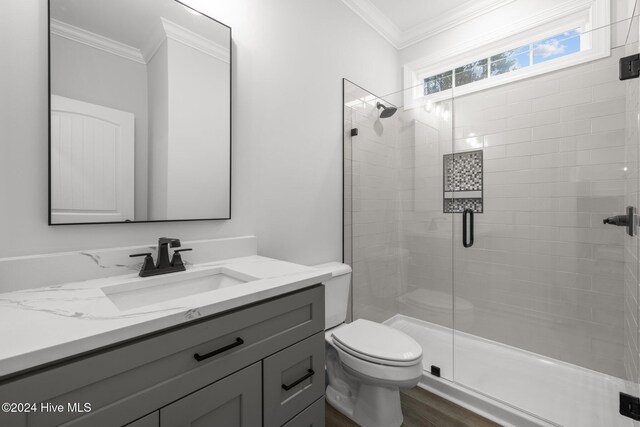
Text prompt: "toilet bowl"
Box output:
[[313, 262, 424, 427]]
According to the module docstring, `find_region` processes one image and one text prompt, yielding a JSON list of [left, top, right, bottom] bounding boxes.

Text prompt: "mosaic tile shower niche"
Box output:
[[443, 150, 483, 213]]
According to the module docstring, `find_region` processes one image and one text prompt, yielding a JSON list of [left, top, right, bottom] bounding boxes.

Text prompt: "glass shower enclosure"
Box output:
[[343, 15, 640, 427]]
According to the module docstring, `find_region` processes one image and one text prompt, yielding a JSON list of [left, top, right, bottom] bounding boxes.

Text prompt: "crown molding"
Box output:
[[401, 0, 517, 48], [51, 18, 230, 66], [339, 0, 516, 50], [140, 25, 168, 63], [159, 18, 230, 64], [50, 19, 145, 64], [338, 0, 402, 47]]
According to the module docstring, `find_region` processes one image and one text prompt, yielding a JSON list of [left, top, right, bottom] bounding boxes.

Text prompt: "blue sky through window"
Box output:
[[533, 29, 581, 64], [423, 28, 582, 95]]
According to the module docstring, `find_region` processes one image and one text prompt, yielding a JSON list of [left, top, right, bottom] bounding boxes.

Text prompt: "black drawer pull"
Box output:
[[282, 369, 315, 391], [193, 337, 244, 362]]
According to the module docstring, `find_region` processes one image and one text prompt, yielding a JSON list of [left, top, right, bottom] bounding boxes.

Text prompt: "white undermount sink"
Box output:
[[101, 267, 258, 311]]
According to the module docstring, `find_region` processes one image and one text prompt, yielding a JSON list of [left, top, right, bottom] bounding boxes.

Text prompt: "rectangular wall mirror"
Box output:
[[48, 0, 231, 224]]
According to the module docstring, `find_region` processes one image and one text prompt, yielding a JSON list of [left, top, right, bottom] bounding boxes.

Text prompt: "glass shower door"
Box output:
[[621, 14, 640, 426], [451, 20, 640, 427], [390, 93, 456, 381], [343, 78, 456, 381]]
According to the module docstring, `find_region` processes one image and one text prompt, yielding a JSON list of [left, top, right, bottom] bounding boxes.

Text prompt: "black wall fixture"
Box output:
[[620, 54, 640, 80]]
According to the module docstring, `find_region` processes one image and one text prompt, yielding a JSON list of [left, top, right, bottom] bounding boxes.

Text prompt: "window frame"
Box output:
[[403, 0, 610, 108]]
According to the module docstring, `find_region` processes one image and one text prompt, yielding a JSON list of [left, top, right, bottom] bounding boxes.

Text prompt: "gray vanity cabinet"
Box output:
[[125, 412, 159, 427], [263, 332, 325, 427], [282, 397, 325, 427], [0, 285, 325, 427], [160, 362, 262, 427]]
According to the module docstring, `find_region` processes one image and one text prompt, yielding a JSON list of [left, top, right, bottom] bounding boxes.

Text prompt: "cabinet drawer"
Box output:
[[263, 332, 325, 427], [160, 362, 261, 427], [0, 286, 324, 427], [282, 397, 325, 427]]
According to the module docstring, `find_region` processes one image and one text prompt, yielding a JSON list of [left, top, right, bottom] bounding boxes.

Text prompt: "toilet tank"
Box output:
[[312, 262, 352, 329]]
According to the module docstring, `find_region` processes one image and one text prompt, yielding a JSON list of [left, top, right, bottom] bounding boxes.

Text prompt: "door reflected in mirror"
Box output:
[[48, 0, 231, 224]]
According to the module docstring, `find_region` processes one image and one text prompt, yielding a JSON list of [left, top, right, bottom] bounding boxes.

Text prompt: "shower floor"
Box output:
[[384, 315, 634, 427]]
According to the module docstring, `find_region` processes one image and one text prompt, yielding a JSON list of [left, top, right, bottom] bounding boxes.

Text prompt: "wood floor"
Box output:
[[325, 386, 502, 427]]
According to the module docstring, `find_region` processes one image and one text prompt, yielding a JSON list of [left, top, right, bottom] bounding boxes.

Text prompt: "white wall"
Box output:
[[0, 0, 399, 264]]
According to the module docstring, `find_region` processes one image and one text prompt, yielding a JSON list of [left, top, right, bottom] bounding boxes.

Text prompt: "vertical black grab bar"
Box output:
[[463, 208, 474, 248]]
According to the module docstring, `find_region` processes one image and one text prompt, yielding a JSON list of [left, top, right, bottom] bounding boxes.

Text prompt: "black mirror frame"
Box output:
[[47, 0, 232, 225]]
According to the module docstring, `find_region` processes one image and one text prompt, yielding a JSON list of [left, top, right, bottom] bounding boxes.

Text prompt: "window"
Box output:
[[422, 29, 581, 96], [424, 70, 452, 95], [532, 29, 581, 64], [405, 0, 610, 109], [455, 59, 488, 87], [491, 46, 530, 76]]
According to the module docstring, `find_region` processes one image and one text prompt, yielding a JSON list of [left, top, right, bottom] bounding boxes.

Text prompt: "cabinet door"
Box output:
[[160, 363, 261, 427], [126, 412, 159, 427]]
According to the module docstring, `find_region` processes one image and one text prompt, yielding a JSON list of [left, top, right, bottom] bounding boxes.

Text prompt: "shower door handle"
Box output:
[[603, 206, 636, 236], [462, 208, 474, 248]]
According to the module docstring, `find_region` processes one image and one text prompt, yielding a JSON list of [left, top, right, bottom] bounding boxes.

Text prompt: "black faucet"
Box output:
[[129, 237, 192, 277], [156, 237, 181, 269]]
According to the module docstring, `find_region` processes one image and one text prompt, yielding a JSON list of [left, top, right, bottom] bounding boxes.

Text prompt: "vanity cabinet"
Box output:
[[0, 285, 325, 427], [125, 412, 159, 427], [263, 333, 325, 427], [160, 362, 262, 427], [282, 397, 325, 427]]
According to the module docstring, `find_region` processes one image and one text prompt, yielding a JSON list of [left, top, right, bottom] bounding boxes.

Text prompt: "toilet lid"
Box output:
[[331, 319, 422, 366]]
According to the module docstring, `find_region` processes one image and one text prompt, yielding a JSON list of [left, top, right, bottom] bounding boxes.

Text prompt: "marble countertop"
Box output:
[[0, 255, 331, 379]]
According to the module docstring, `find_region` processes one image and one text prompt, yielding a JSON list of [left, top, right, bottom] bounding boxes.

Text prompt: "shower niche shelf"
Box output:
[[443, 150, 483, 213]]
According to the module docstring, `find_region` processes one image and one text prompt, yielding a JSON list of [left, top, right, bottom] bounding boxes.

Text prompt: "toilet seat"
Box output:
[[331, 319, 422, 367]]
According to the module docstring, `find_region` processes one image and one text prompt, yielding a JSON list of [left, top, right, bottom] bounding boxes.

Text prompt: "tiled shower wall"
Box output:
[[345, 90, 405, 323], [396, 104, 455, 329], [447, 47, 630, 377], [347, 45, 638, 378]]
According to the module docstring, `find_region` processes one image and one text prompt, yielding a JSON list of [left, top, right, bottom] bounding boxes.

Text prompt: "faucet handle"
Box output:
[[171, 248, 192, 269], [130, 253, 156, 277], [158, 237, 181, 248]]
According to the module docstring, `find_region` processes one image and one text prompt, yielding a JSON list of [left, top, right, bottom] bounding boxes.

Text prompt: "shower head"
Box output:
[[376, 102, 397, 118]]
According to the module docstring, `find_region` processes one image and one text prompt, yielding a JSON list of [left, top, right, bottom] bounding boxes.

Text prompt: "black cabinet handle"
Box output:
[[463, 208, 474, 248], [282, 369, 315, 391], [193, 337, 244, 362]]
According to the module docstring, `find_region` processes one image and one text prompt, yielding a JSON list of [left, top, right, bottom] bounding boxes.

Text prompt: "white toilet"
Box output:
[[313, 262, 423, 427]]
